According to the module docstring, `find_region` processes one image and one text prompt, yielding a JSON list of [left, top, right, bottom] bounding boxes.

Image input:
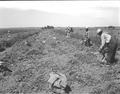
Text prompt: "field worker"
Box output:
[[97, 28, 118, 65], [48, 69, 71, 94], [85, 27, 89, 38], [65, 27, 70, 38], [84, 27, 92, 47], [66, 27, 73, 38]]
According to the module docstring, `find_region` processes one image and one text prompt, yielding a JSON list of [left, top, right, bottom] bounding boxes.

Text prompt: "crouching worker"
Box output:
[[48, 69, 71, 94], [0, 61, 12, 76], [97, 29, 118, 65]]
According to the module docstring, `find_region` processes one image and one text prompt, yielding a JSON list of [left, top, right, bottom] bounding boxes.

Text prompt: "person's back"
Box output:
[[101, 32, 111, 44], [97, 29, 118, 64], [101, 32, 118, 50]]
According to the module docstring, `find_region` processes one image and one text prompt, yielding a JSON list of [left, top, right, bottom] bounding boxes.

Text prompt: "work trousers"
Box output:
[[103, 35, 118, 64]]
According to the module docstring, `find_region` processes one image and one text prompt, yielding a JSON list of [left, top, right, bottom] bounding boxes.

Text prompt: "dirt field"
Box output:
[[0, 27, 120, 94]]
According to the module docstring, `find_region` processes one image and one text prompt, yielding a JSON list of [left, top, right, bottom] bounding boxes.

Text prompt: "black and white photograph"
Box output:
[[0, 1, 120, 94]]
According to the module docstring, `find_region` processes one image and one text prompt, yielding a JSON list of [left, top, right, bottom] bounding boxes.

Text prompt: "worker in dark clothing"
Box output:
[[97, 29, 118, 65]]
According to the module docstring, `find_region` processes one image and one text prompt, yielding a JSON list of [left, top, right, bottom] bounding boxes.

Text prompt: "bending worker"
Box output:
[[97, 28, 118, 65]]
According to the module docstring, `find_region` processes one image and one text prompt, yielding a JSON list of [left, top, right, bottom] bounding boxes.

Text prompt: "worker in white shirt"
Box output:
[[48, 68, 71, 94], [97, 29, 118, 65]]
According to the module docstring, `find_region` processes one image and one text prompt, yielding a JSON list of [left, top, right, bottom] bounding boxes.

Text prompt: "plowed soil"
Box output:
[[0, 28, 120, 94]]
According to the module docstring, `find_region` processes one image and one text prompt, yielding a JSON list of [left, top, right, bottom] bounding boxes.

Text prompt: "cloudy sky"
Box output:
[[0, 1, 120, 28]]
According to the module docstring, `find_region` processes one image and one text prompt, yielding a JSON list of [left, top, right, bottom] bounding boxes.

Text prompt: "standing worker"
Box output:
[[96, 28, 118, 65], [84, 27, 92, 47], [65, 27, 73, 38]]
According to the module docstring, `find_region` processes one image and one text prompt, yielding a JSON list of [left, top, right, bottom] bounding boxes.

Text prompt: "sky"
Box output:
[[0, 1, 120, 27]]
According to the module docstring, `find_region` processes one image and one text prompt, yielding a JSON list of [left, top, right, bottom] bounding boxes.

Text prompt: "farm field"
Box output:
[[0, 26, 120, 94]]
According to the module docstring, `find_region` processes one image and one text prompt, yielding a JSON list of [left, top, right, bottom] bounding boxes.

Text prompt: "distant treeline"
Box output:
[[41, 25, 54, 30]]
